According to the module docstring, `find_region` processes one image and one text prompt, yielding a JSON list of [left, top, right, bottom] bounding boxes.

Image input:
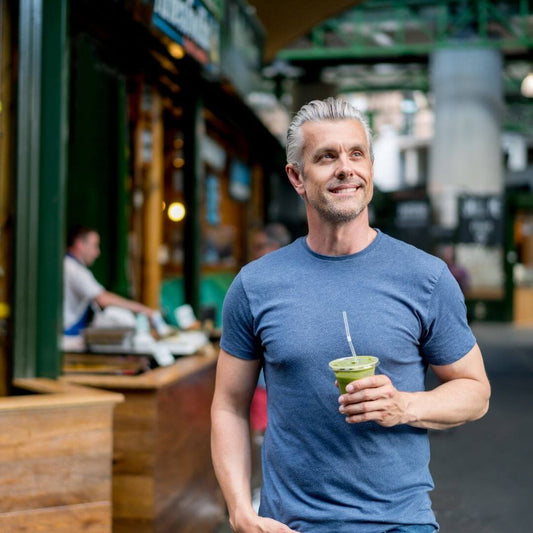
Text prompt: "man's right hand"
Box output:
[[231, 514, 300, 533]]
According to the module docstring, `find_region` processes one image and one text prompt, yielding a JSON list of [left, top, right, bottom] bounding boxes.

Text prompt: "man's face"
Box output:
[[79, 231, 101, 266], [286, 119, 373, 224]]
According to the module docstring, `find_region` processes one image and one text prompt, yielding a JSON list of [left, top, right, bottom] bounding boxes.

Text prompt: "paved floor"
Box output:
[[429, 322, 533, 532], [216, 322, 533, 532]]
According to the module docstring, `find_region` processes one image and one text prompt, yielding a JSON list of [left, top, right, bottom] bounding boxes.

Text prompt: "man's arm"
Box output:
[[211, 349, 299, 533], [94, 290, 155, 318], [339, 343, 491, 430], [414, 343, 490, 429]]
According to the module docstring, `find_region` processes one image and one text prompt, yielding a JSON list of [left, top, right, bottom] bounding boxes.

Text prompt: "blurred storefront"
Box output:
[[1, 0, 284, 385], [0, 0, 284, 530], [68, 0, 284, 331]]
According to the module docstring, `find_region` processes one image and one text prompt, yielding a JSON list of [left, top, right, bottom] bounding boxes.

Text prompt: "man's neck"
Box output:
[[305, 213, 377, 256], [67, 248, 86, 266]]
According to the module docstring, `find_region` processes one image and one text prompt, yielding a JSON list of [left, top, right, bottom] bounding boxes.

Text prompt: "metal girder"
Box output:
[[267, 0, 533, 109], [317, 59, 533, 95], [277, 0, 533, 62]]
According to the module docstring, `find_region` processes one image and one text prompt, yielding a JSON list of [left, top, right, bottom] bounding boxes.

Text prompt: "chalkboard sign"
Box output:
[[457, 195, 503, 246], [386, 195, 433, 252]]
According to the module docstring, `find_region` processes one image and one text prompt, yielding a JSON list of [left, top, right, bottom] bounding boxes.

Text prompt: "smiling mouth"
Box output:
[[330, 184, 363, 194]]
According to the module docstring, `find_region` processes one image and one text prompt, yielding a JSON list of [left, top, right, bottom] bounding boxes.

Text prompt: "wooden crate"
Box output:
[[0, 379, 123, 532]]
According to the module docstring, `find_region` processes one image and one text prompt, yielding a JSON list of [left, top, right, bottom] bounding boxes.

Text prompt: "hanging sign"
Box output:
[[220, 0, 264, 98], [206, 174, 221, 225], [390, 195, 432, 252], [152, 0, 220, 69], [229, 159, 251, 201]]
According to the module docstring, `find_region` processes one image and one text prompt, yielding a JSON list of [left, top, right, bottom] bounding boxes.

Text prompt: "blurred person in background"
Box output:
[[211, 97, 490, 533], [437, 244, 471, 295], [251, 223, 292, 261], [248, 223, 292, 510], [249, 223, 292, 434], [64, 225, 155, 335]]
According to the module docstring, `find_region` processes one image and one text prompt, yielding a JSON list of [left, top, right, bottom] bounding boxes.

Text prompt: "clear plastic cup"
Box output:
[[328, 356, 379, 394]]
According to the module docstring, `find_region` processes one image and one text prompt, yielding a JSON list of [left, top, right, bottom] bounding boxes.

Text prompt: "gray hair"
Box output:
[[286, 97, 373, 169]]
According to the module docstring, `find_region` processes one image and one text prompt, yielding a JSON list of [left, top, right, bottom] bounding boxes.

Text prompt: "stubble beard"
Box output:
[[307, 184, 372, 225]]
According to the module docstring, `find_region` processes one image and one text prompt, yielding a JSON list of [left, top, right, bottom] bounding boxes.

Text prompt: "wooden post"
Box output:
[[141, 88, 163, 309]]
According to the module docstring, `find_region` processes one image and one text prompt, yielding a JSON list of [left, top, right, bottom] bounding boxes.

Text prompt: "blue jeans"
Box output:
[[386, 526, 437, 533]]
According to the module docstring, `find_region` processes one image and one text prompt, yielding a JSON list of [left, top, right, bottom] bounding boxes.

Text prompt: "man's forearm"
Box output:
[[405, 377, 490, 430], [340, 345, 491, 429], [211, 407, 256, 529], [95, 291, 154, 316]]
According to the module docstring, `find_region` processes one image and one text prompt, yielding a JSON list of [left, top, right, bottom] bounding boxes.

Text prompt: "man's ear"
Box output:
[[286, 164, 305, 196]]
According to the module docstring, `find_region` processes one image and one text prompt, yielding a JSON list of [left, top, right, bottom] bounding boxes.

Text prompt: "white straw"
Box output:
[[342, 311, 358, 363]]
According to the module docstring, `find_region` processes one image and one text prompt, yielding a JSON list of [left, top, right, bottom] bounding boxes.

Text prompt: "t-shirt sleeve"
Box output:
[[68, 260, 105, 300], [220, 273, 262, 361], [420, 265, 476, 366]]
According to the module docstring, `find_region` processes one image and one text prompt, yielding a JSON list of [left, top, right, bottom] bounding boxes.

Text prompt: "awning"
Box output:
[[248, 0, 364, 61]]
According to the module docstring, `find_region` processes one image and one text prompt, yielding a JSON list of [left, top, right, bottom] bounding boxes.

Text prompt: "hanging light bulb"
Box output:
[[168, 202, 186, 222], [521, 73, 533, 98]]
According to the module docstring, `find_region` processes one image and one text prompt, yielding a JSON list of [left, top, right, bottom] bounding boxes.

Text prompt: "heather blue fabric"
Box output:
[[221, 230, 474, 533], [386, 525, 437, 532]]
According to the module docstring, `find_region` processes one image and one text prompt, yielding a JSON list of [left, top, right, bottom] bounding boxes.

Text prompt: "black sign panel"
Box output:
[[389, 196, 433, 252], [457, 195, 503, 246]]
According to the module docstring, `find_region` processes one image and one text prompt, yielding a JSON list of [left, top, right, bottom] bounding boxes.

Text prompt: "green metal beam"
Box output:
[[183, 73, 203, 318], [14, 0, 68, 379], [14, 0, 43, 378], [37, 0, 69, 377], [277, 0, 533, 62]]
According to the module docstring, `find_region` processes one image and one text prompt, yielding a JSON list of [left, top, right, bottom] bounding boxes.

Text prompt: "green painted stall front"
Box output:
[[161, 272, 235, 329]]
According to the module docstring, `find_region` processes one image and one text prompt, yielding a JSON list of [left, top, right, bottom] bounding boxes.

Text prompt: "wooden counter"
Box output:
[[62, 344, 225, 533], [0, 378, 123, 533]]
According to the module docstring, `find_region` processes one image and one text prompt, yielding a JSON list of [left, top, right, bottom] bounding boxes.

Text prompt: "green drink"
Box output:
[[329, 356, 379, 394]]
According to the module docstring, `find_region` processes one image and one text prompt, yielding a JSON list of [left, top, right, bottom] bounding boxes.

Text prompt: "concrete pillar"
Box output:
[[429, 47, 504, 228], [429, 48, 505, 301]]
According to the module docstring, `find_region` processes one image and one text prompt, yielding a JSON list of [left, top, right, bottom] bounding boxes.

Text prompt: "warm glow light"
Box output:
[[161, 201, 166, 211], [168, 202, 186, 222], [168, 42, 185, 60], [173, 157, 185, 168], [521, 73, 533, 98]]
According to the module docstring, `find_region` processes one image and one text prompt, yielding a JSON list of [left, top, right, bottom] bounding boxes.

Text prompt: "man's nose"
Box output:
[[335, 156, 354, 179]]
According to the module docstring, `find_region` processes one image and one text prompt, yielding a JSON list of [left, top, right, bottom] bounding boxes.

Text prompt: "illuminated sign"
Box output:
[[153, 0, 220, 68]]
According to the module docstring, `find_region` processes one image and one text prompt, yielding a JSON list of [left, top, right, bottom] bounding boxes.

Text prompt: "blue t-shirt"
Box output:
[[221, 230, 476, 533]]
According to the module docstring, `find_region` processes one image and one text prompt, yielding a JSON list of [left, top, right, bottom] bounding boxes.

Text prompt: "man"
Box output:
[[211, 97, 490, 532], [251, 223, 292, 261], [248, 223, 293, 509], [250, 222, 292, 434], [64, 225, 155, 335]]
